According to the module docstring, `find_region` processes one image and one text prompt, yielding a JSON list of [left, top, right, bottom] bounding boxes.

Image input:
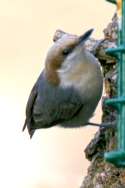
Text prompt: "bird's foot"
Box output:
[[86, 121, 116, 129]]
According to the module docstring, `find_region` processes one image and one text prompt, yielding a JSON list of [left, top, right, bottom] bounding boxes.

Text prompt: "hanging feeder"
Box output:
[[104, 0, 125, 167]]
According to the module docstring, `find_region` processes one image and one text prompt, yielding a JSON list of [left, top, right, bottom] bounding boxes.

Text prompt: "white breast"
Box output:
[[57, 49, 103, 100]]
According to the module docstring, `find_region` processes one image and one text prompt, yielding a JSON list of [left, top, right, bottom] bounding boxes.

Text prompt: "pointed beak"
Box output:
[[78, 29, 94, 45]]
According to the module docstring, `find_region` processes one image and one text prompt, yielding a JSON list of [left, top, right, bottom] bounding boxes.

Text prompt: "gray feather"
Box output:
[[23, 72, 83, 136]]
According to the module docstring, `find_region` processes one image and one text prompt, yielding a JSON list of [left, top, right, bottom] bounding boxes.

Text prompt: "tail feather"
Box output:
[[22, 118, 35, 138], [22, 82, 38, 137], [29, 129, 35, 139], [22, 119, 27, 132]]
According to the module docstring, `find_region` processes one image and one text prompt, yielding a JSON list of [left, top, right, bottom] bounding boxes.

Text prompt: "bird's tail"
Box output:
[[22, 118, 35, 139], [22, 119, 27, 131]]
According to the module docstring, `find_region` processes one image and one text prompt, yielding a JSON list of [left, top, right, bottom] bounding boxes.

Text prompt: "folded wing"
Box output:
[[23, 73, 83, 137]]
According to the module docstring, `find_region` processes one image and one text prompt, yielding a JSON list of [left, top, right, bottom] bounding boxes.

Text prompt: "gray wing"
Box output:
[[23, 73, 83, 137]]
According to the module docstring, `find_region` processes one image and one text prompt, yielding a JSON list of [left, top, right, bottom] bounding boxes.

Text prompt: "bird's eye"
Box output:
[[62, 48, 72, 56]]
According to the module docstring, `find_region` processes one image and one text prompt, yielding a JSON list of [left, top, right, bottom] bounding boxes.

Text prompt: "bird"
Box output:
[[22, 29, 103, 138]]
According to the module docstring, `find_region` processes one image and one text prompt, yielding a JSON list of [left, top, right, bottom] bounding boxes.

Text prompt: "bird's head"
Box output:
[[45, 29, 94, 85]]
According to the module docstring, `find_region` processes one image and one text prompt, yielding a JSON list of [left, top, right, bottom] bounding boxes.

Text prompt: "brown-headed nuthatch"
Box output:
[[23, 29, 103, 138]]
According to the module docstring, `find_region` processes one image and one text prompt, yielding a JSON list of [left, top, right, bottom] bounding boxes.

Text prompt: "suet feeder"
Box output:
[[104, 0, 125, 167]]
